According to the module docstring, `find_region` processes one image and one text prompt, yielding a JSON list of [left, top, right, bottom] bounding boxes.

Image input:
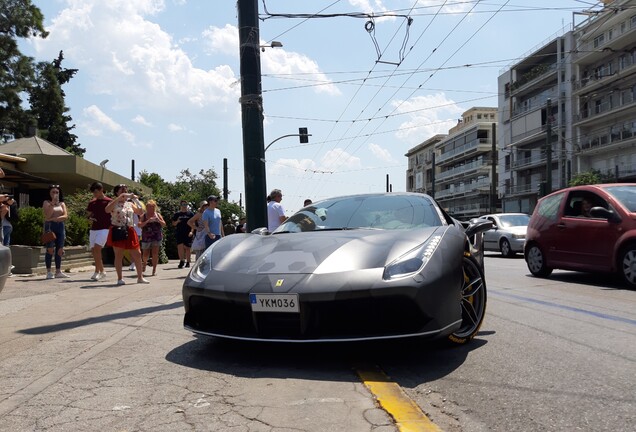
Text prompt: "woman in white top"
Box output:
[[43, 184, 69, 279]]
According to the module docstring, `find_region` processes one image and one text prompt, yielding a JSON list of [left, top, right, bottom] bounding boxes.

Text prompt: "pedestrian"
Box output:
[[43, 184, 70, 279], [86, 182, 112, 281], [202, 195, 224, 249], [236, 216, 247, 233], [188, 200, 208, 261], [267, 188, 287, 231], [303, 198, 313, 207], [1, 195, 17, 246], [127, 201, 145, 271], [105, 184, 149, 285], [138, 199, 166, 276], [172, 200, 194, 268], [223, 218, 236, 235]]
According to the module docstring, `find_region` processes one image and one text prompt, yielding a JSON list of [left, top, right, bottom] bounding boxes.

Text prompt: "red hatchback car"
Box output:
[[525, 183, 636, 289]]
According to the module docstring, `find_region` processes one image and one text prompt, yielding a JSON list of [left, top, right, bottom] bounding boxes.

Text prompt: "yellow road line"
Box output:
[[355, 364, 443, 432]]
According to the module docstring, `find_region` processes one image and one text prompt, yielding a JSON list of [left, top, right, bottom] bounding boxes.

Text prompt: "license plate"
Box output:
[[249, 293, 299, 313]]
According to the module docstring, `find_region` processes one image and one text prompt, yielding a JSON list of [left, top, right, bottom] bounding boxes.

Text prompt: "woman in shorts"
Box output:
[[138, 199, 166, 276]]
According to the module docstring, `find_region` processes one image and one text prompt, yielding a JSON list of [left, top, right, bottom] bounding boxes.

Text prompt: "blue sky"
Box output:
[[23, 0, 601, 214]]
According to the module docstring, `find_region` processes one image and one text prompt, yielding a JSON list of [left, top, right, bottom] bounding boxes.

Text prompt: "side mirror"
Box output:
[[590, 207, 620, 223], [465, 219, 493, 238], [251, 227, 270, 235]]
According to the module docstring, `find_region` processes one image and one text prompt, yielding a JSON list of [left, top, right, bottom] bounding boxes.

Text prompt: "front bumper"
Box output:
[[182, 268, 463, 342]]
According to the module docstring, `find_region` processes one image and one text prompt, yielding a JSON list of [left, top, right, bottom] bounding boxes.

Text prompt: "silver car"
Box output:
[[479, 213, 529, 257]]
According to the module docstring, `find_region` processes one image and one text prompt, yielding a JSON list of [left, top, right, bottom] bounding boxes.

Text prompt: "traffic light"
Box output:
[[537, 181, 548, 197], [299, 127, 309, 144]]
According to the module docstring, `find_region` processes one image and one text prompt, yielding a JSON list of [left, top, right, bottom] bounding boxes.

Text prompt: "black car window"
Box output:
[[274, 195, 443, 233], [564, 191, 608, 218], [498, 214, 529, 227], [536, 192, 564, 221]]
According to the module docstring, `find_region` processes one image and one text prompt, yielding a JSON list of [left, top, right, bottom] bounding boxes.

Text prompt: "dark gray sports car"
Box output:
[[182, 193, 492, 344]]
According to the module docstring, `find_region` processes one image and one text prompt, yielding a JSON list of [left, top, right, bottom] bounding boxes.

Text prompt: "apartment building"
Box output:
[[406, 108, 499, 219], [497, 30, 574, 213], [571, 0, 636, 181], [497, 0, 636, 213], [405, 134, 446, 197]]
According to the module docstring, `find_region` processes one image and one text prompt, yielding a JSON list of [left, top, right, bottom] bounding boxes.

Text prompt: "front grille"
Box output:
[[185, 293, 430, 340]]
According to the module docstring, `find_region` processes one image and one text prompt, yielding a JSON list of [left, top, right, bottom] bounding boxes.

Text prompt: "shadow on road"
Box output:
[[165, 332, 489, 385], [18, 301, 183, 335], [526, 271, 627, 290]]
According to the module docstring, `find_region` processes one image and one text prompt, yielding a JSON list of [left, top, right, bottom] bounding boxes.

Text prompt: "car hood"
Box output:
[[207, 227, 448, 275]]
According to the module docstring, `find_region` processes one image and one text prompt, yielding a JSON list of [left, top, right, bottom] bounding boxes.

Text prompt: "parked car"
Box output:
[[524, 183, 636, 289], [479, 213, 530, 257], [0, 243, 10, 294], [183, 192, 493, 345]]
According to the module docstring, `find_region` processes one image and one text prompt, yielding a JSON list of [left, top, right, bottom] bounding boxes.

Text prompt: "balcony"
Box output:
[[506, 183, 540, 198], [437, 138, 491, 165], [435, 178, 493, 200], [436, 160, 491, 183], [509, 63, 558, 97], [574, 94, 636, 126], [578, 122, 636, 154], [511, 155, 547, 171]]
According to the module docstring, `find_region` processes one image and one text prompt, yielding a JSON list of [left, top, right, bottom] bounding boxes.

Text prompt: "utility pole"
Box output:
[[223, 158, 229, 201], [386, 174, 389, 193], [238, 0, 267, 231], [545, 98, 553, 194], [431, 152, 436, 199], [490, 123, 497, 213]]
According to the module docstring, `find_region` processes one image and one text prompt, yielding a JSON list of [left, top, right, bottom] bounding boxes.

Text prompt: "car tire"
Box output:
[[448, 254, 487, 345], [500, 238, 514, 257], [618, 245, 636, 290], [526, 243, 552, 277]]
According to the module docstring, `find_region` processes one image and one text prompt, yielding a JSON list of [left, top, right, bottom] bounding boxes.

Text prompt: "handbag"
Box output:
[[41, 230, 57, 244], [112, 225, 129, 241]]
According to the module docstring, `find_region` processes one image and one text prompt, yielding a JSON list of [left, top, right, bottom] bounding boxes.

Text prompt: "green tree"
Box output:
[[0, 0, 47, 137], [29, 51, 84, 155], [139, 170, 171, 196], [569, 169, 614, 186], [172, 168, 222, 205]]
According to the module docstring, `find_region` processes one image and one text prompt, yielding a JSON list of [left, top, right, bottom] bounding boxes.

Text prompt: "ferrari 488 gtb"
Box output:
[[182, 193, 492, 345]]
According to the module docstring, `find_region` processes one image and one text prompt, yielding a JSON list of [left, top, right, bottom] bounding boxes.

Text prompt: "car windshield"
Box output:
[[604, 185, 636, 212], [498, 214, 530, 227], [274, 194, 443, 233]]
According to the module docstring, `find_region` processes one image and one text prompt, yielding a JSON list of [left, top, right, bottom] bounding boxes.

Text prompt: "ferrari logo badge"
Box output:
[[275, 279, 284, 287]]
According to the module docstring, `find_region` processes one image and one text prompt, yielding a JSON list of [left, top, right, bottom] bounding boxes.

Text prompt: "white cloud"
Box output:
[[269, 158, 317, 175], [168, 123, 184, 132], [132, 115, 152, 126], [82, 105, 135, 143], [33, 0, 240, 115], [202, 24, 340, 96], [202, 24, 238, 56], [368, 143, 396, 163], [393, 93, 464, 143], [321, 148, 362, 171]]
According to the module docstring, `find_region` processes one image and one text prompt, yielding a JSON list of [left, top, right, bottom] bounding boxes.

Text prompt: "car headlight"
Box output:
[[383, 235, 442, 280], [512, 233, 525, 239], [189, 244, 216, 283]]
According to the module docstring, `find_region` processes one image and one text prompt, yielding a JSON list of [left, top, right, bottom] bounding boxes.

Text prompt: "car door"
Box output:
[[552, 191, 620, 271], [482, 216, 499, 251]]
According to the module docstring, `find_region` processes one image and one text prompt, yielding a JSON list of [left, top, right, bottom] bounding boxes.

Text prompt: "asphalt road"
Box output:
[[0, 255, 634, 431]]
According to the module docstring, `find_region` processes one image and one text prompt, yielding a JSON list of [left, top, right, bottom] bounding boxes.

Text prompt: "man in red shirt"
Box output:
[[87, 182, 113, 281]]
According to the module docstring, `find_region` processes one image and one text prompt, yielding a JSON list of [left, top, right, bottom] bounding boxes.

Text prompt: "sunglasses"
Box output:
[[50, 184, 60, 188]]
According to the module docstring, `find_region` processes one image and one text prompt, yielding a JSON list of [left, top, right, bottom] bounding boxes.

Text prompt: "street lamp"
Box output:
[[260, 41, 283, 52]]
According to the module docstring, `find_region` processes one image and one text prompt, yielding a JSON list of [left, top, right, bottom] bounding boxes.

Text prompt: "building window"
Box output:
[[593, 34, 605, 48]]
